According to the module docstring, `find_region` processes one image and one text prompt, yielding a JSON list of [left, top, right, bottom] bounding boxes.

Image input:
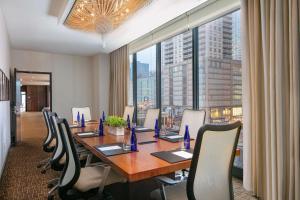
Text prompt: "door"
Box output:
[[25, 85, 48, 112], [10, 69, 22, 145]]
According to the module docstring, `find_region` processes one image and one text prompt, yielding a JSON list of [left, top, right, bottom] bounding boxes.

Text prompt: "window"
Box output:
[[161, 30, 193, 130], [136, 45, 156, 125], [198, 10, 243, 170], [128, 54, 133, 106], [129, 9, 243, 176], [198, 10, 242, 123]]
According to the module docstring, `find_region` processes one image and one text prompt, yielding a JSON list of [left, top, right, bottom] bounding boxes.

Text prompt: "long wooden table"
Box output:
[[71, 122, 194, 199]]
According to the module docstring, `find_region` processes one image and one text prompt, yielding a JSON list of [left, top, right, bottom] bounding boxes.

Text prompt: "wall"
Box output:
[[0, 8, 11, 177], [11, 49, 94, 121], [91, 53, 110, 119]]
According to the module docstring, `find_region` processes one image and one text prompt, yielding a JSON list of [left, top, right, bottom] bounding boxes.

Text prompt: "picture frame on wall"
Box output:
[[0, 69, 10, 101]]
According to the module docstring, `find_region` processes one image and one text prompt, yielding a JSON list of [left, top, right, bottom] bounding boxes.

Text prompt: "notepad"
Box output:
[[166, 135, 183, 139], [136, 127, 152, 131], [98, 145, 122, 151], [77, 132, 95, 136], [70, 124, 80, 128], [172, 151, 193, 159]]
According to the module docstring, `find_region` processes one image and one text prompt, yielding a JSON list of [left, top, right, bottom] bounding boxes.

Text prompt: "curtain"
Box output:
[[241, 0, 300, 200], [109, 45, 129, 116]]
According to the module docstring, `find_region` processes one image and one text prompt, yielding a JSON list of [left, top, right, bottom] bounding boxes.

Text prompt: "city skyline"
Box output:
[[130, 10, 242, 126]]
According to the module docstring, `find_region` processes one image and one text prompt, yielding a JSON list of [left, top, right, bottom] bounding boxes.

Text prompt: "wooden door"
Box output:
[[26, 85, 48, 112]]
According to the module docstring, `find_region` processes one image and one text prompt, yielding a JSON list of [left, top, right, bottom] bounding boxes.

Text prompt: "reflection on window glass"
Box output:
[[198, 10, 243, 169], [161, 30, 193, 130], [128, 54, 133, 106], [136, 45, 156, 125]]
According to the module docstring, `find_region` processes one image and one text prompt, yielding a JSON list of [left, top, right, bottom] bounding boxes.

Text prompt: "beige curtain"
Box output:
[[242, 0, 300, 200], [109, 45, 129, 116]]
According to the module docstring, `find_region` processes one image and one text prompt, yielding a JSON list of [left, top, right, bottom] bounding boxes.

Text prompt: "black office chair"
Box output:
[[37, 109, 56, 170], [47, 112, 94, 198], [52, 118, 126, 200], [152, 121, 242, 200]]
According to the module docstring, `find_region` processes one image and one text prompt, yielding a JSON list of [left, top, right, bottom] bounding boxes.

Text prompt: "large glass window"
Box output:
[[136, 45, 156, 125], [128, 54, 133, 106], [198, 10, 242, 123], [198, 10, 243, 170], [161, 31, 193, 130], [128, 9, 243, 176]]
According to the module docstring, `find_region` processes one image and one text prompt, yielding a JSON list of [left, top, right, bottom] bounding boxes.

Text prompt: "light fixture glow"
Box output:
[[64, 0, 152, 34]]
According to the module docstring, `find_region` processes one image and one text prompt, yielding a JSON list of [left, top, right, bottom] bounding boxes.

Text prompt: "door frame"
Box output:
[[11, 69, 53, 145], [15, 70, 52, 111]]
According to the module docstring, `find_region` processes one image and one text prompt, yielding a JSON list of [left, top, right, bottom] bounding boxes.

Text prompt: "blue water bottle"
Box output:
[[154, 119, 159, 138], [102, 111, 106, 122], [98, 118, 104, 136], [81, 114, 85, 128], [184, 125, 190, 150], [77, 112, 80, 124], [127, 114, 131, 129], [130, 127, 137, 151]]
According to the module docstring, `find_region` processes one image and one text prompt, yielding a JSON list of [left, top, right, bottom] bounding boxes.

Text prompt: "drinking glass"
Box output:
[[123, 135, 131, 151], [160, 124, 167, 137]]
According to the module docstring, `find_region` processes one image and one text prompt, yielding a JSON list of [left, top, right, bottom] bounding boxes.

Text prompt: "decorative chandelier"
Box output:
[[64, 0, 151, 34]]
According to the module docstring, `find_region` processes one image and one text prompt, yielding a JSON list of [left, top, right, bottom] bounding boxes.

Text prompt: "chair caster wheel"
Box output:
[[47, 183, 54, 188]]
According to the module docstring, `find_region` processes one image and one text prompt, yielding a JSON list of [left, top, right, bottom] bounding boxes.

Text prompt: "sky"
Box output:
[[136, 45, 156, 71]]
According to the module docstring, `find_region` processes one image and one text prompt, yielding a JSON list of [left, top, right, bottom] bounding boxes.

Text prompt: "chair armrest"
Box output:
[[155, 176, 182, 185]]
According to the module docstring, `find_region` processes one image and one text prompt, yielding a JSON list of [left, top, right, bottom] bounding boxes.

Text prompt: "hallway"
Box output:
[[20, 112, 48, 140], [0, 112, 58, 199]]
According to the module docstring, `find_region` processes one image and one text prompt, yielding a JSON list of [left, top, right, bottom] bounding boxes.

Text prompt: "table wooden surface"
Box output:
[[71, 122, 194, 182]]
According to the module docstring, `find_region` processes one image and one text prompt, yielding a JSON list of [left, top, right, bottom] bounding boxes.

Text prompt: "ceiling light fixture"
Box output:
[[64, 0, 152, 34]]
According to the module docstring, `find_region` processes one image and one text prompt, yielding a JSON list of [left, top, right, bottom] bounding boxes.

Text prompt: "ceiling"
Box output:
[[17, 73, 50, 86], [0, 0, 208, 56]]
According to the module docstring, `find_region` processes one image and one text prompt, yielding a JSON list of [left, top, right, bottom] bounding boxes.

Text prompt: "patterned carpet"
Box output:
[[0, 113, 256, 200]]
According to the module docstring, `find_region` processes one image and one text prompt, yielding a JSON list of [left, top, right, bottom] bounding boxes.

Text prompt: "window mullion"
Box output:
[[192, 27, 199, 109], [132, 53, 137, 123]]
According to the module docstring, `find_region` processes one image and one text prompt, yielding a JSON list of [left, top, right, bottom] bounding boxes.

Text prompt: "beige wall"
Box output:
[[91, 53, 110, 119], [0, 8, 11, 177], [11, 49, 95, 121]]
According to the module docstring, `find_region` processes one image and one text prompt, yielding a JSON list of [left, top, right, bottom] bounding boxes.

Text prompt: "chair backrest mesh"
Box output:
[[123, 106, 135, 122], [42, 110, 52, 145], [143, 108, 160, 129], [50, 113, 64, 161], [187, 122, 241, 200], [57, 119, 80, 189], [179, 109, 206, 138], [71, 107, 92, 122]]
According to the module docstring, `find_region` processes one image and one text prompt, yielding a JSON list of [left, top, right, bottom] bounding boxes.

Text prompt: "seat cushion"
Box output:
[[58, 154, 86, 165], [151, 182, 187, 200], [49, 138, 56, 148], [59, 154, 66, 165], [74, 166, 126, 192]]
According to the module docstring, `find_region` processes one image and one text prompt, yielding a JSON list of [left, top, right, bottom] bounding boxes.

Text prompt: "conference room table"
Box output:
[[70, 121, 195, 200]]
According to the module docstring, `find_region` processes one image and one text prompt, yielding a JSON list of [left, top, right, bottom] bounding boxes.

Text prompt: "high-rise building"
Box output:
[[161, 12, 242, 125], [161, 31, 193, 128], [232, 10, 241, 60], [198, 13, 242, 123]]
